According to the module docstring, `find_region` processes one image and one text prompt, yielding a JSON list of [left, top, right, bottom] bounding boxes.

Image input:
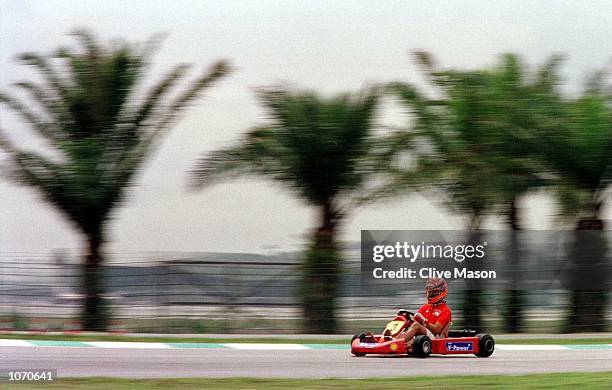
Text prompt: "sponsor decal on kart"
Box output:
[[359, 343, 379, 348], [445, 341, 474, 352]]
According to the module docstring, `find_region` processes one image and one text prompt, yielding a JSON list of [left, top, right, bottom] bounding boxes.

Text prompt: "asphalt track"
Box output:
[[1, 346, 611, 378]]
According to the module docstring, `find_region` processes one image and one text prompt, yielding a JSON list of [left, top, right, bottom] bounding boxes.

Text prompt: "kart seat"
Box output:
[[436, 322, 452, 339]]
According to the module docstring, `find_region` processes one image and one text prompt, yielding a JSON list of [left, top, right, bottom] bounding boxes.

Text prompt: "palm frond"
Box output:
[[17, 53, 72, 101], [0, 92, 64, 145], [188, 127, 283, 189], [69, 28, 101, 60], [190, 87, 382, 210], [1, 31, 229, 236], [126, 63, 193, 134], [11, 81, 73, 134], [157, 61, 230, 128]]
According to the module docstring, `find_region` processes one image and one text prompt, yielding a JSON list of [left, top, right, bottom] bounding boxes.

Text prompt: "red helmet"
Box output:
[[425, 278, 448, 305]]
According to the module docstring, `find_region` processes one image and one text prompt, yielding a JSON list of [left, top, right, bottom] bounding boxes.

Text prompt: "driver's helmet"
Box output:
[[425, 277, 448, 305]]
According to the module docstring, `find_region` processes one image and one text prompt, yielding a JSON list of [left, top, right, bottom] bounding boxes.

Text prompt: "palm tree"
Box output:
[[0, 30, 230, 330], [389, 53, 555, 331], [481, 54, 563, 332], [389, 54, 509, 331], [539, 74, 611, 332], [189, 88, 381, 333]]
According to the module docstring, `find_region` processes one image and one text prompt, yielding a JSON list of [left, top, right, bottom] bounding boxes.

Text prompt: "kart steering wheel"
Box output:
[[397, 309, 414, 320]]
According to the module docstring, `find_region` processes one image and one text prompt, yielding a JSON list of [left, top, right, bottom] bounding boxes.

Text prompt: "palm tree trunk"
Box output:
[[82, 231, 108, 331], [504, 198, 524, 333], [565, 207, 607, 333], [301, 201, 342, 334], [461, 216, 484, 331]]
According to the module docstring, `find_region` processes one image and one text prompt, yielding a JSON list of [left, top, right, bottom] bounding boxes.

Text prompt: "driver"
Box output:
[[403, 277, 452, 348]]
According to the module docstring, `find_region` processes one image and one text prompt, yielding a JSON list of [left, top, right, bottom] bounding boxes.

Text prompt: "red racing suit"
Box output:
[[417, 302, 452, 335]]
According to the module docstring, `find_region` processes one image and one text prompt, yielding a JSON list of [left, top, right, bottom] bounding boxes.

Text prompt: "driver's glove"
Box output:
[[414, 312, 428, 325]]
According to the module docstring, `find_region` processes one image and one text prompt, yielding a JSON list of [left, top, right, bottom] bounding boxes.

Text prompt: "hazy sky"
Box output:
[[1, 1, 610, 258]]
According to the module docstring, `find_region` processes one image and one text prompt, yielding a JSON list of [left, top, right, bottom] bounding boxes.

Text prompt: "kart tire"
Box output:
[[412, 335, 432, 358], [475, 334, 495, 357], [351, 334, 366, 357]]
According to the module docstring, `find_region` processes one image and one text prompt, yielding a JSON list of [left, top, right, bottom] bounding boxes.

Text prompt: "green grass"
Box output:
[[0, 332, 610, 345], [2, 372, 611, 389]]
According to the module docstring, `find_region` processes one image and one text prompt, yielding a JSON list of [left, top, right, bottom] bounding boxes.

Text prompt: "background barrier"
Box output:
[[1, 250, 609, 334]]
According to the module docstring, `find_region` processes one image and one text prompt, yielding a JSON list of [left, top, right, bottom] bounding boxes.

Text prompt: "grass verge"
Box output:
[[1, 372, 611, 389]]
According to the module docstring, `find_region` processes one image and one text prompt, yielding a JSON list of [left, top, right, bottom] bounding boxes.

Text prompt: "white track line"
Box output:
[[85, 342, 170, 349], [0, 339, 32, 347], [221, 343, 311, 350], [496, 344, 567, 351]]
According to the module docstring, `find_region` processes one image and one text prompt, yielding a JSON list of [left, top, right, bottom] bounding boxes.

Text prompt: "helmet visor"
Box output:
[[426, 288, 442, 299]]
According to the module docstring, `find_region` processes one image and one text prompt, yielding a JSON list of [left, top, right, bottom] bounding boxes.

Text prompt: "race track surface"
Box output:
[[1, 346, 611, 378]]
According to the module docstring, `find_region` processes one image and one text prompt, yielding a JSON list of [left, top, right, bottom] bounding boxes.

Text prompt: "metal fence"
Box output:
[[1, 251, 610, 334]]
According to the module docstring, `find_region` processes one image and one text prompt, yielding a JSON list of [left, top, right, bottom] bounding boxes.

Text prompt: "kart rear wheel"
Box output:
[[475, 334, 495, 357], [351, 334, 366, 357], [412, 335, 431, 358]]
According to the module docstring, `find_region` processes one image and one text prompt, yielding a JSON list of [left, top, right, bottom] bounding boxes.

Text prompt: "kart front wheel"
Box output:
[[412, 335, 431, 358], [475, 334, 495, 357]]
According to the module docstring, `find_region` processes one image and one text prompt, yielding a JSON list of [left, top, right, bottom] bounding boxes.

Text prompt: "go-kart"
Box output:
[[350, 309, 495, 358]]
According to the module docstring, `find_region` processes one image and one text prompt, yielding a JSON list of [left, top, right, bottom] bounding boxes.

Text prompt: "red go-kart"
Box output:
[[350, 310, 495, 358]]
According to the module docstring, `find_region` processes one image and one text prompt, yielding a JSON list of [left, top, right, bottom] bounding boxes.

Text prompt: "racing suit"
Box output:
[[416, 302, 452, 337]]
